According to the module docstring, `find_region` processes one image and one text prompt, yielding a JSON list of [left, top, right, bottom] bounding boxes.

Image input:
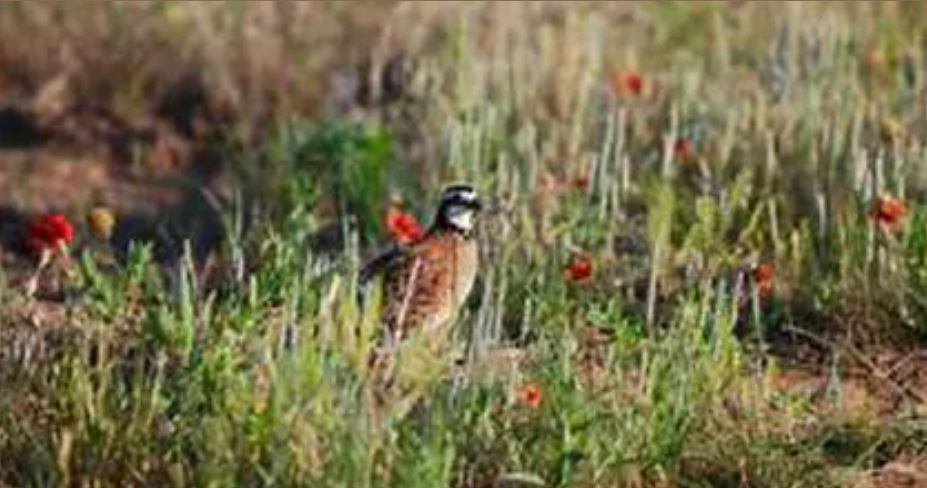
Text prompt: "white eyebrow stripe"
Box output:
[[445, 189, 477, 202]]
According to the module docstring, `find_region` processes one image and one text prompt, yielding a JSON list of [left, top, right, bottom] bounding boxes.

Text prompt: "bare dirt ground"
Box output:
[[0, 100, 229, 270]]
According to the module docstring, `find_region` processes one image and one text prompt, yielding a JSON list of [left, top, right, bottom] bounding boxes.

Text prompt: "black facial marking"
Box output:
[[439, 184, 480, 210], [442, 184, 475, 196]]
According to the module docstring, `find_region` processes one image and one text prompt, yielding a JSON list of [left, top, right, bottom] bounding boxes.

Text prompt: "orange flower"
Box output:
[[25, 212, 74, 254], [539, 171, 559, 195], [517, 382, 542, 409], [87, 207, 116, 240], [871, 194, 907, 231], [386, 208, 424, 244], [564, 254, 593, 282], [862, 46, 886, 72], [612, 68, 643, 96], [751, 262, 775, 298], [880, 118, 906, 145], [673, 138, 693, 160]]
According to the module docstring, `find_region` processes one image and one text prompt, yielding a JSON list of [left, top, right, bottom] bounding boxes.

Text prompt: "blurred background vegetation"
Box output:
[[3, 2, 927, 487]]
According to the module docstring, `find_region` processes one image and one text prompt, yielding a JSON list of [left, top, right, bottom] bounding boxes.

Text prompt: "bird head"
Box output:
[[435, 184, 482, 235]]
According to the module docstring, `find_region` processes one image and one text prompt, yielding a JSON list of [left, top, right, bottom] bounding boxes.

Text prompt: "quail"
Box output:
[[359, 184, 482, 345]]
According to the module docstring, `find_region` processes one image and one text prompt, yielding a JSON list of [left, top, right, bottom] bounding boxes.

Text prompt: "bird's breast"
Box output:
[[451, 237, 479, 307]]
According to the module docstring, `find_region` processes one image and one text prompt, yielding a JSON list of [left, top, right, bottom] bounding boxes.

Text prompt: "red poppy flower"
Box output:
[[517, 382, 542, 409], [751, 262, 775, 297], [871, 194, 906, 231], [572, 173, 589, 191], [386, 208, 424, 244], [612, 68, 643, 96], [673, 138, 693, 160], [25, 212, 74, 254], [564, 254, 593, 282]]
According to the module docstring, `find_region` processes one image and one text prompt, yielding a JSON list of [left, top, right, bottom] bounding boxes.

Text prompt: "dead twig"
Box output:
[[782, 325, 927, 406]]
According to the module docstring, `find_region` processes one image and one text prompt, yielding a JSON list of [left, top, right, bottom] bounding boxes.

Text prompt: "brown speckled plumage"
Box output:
[[360, 185, 481, 343]]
